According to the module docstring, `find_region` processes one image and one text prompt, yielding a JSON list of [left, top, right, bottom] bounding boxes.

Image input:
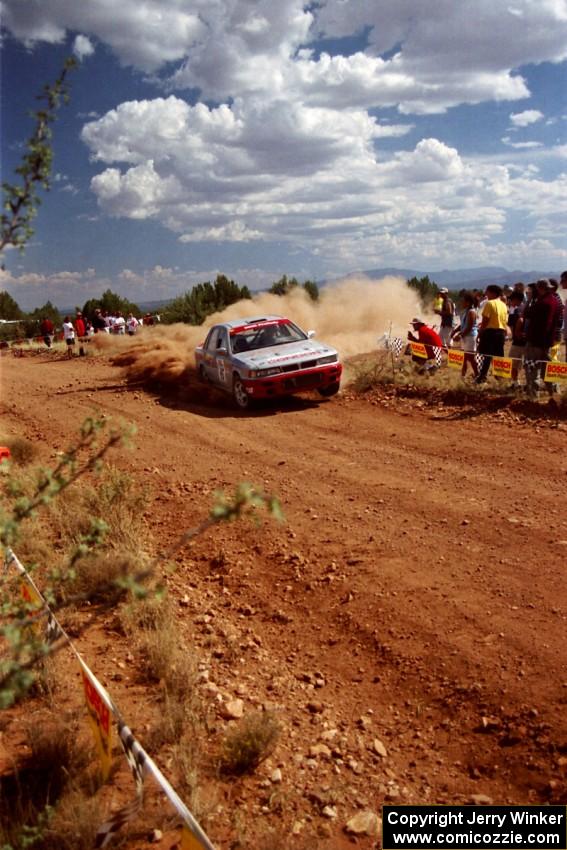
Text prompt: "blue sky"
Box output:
[[1, 0, 566, 309]]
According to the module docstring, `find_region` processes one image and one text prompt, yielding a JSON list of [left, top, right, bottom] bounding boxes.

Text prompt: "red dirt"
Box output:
[[1, 349, 567, 849]]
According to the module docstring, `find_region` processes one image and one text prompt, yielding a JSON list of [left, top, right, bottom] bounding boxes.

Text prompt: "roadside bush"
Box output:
[[0, 436, 39, 467], [220, 710, 281, 775], [53, 465, 148, 555], [123, 594, 197, 699], [349, 354, 393, 392], [0, 717, 87, 848], [62, 551, 140, 604]]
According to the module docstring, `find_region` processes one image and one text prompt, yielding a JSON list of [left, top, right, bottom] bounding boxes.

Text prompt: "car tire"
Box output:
[[232, 375, 250, 409], [198, 364, 208, 383], [318, 382, 340, 398]]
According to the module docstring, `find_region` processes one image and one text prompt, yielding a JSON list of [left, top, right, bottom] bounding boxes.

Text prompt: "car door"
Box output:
[[202, 328, 220, 383], [214, 327, 231, 388]]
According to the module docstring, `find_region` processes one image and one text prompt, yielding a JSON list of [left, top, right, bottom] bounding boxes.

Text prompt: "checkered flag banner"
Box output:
[[45, 610, 64, 645], [475, 353, 485, 370], [433, 347, 443, 367], [118, 720, 147, 794], [143, 750, 217, 850], [390, 337, 405, 357], [94, 796, 143, 849], [94, 721, 146, 848]]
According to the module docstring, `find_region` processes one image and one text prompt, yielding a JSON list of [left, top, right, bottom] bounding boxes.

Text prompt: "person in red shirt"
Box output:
[[408, 318, 443, 373], [75, 311, 86, 357], [40, 317, 54, 348]]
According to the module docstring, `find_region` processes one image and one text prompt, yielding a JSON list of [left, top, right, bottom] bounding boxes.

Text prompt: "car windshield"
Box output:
[[230, 320, 306, 354]]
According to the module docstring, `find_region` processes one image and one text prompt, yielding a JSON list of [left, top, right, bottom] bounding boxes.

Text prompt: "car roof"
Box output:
[[218, 315, 286, 330]]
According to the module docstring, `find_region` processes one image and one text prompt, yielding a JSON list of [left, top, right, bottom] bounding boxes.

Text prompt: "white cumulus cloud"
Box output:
[[73, 34, 94, 60], [510, 109, 544, 127]]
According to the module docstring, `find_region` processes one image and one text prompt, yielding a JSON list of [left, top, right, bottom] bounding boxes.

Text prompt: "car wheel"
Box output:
[[232, 375, 250, 409], [318, 382, 340, 398], [198, 364, 208, 383]]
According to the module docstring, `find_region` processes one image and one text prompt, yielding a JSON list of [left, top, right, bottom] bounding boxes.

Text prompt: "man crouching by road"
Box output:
[[407, 318, 443, 374]]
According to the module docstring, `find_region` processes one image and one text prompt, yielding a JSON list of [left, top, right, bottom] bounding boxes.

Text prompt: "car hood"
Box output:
[[235, 339, 337, 369]]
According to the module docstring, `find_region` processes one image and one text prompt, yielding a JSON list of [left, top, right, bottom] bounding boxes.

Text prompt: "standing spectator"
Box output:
[[434, 288, 455, 347], [507, 291, 527, 387], [40, 316, 54, 348], [113, 311, 126, 334], [62, 316, 75, 358], [513, 282, 526, 302], [475, 285, 508, 384], [524, 279, 561, 397], [452, 291, 479, 378], [408, 318, 443, 374], [126, 313, 139, 336], [75, 311, 86, 357], [92, 309, 107, 333], [548, 280, 563, 361], [560, 271, 567, 361]]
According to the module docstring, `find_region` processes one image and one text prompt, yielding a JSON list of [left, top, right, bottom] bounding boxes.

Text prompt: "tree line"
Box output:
[[1, 274, 443, 340]]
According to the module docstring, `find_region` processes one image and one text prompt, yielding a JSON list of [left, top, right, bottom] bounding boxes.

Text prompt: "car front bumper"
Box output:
[[241, 363, 342, 398]]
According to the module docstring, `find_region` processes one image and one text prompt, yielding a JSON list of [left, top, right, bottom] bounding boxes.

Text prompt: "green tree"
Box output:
[[27, 300, 61, 323], [269, 275, 319, 301], [269, 274, 298, 296], [302, 280, 319, 301], [82, 289, 141, 321], [0, 290, 24, 320], [1, 58, 77, 254], [162, 275, 251, 325], [406, 275, 438, 307]]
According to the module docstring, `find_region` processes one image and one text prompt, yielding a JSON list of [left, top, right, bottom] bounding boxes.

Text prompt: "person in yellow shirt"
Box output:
[[475, 285, 508, 383]]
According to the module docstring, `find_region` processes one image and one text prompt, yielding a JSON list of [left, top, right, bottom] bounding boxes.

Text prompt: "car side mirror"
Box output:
[[307, 330, 316, 339], [217, 346, 227, 355]]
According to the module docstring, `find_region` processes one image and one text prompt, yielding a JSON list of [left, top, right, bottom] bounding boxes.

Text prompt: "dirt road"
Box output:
[[1, 349, 566, 847]]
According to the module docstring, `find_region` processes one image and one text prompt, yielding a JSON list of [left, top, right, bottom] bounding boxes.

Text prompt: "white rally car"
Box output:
[[195, 315, 342, 409]]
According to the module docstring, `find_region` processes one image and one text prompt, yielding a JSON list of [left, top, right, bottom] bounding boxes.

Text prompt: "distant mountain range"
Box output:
[[56, 267, 561, 314], [334, 266, 560, 290]]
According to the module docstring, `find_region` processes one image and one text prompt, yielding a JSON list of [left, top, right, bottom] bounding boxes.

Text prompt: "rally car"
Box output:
[[195, 315, 342, 409]]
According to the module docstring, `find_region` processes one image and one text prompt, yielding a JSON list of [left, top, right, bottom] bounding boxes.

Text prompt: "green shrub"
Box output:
[[220, 711, 281, 775]]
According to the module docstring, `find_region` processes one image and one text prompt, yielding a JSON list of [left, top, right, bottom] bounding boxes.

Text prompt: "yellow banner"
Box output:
[[81, 665, 113, 781], [410, 342, 428, 359], [544, 360, 567, 383], [492, 357, 513, 379], [20, 579, 44, 635], [447, 349, 465, 369], [182, 826, 206, 850]]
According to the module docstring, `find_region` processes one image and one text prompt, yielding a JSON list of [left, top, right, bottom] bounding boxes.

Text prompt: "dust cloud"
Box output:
[[107, 276, 424, 388]]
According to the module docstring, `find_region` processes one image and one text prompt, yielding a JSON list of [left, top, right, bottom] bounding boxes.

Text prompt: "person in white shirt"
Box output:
[[62, 317, 75, 358], [113, 312, 126, 334], [126, 313, 139, 336]]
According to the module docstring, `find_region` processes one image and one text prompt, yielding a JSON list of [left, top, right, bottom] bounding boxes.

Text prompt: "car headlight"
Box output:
[[249, 367, 282, 378], [318, 354, 338, 365]]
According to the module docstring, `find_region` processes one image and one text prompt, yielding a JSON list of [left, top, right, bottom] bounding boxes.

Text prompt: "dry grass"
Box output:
[[220, 711, 281, 775], [53, 464, 148, 555], [40, 789, 103, 850], [0, 716, 88, 848], [122, 593, 197, 699], [0, 435, 39, 466], [348, 354, 394, 392], [63, 551, 141, 604]]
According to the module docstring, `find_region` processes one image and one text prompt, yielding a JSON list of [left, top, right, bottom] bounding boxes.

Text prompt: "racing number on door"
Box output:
[[217, 358, 226, 383]]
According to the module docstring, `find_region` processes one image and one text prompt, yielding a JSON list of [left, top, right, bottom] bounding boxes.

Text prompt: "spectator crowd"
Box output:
[[37, 310, 160, 356], [407, 271, 567, 398]]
